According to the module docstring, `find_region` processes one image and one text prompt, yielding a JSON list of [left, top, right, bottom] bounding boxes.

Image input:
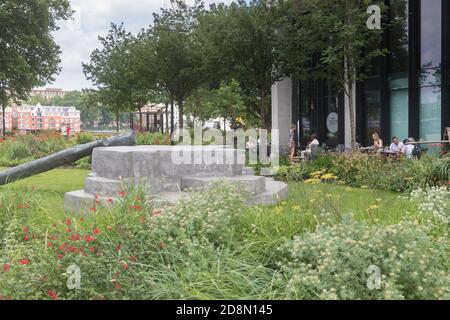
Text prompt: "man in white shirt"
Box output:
[[402, 137, 416, 159], [389, 137, 404, 153]]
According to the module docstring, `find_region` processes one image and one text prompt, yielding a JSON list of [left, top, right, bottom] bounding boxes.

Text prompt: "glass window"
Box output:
[[388, 0, 409, 142], [419, 0, 442, 144], [420, 86, 442, 141], [420, 0, 442, 69], [390, 88, 409, 140], [365, 91, 381, 146]]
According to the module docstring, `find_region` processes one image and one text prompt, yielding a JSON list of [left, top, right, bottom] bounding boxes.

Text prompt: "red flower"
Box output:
[[65, 218, 72, 226], [66, 228, 71, 233], [85, 236, 95, 243], [90, 207, 97, 213], [89, 247, 95, 253], [114, 283, 122, 291], [47, 243, 54, 249], [131, 205, 142, 211], [2, 264, 10, 272], [121, 262, 129, 270], [47, 290, 58, 301], [23, 236, 29, 242], [19, 259, 29, 265], [95, 194, 100, 200], [107, 198, 114, 203], [118, 191, 126, 198], [23, 226, 29, 233], [159, 243, 167, 250], [92, 228, 101, 235], [72, 234, 80, 241]]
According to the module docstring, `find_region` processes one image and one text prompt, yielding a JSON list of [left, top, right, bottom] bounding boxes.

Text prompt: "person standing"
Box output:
[[66, 124, 71, 139], [61, 123, 67, 139]]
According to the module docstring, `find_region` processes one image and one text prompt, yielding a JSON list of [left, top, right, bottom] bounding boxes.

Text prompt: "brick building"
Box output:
[[0, 104, 81, 134]]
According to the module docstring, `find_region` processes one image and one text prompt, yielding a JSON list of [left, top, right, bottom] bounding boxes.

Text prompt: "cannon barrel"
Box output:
[[0, 132, 136, 186]]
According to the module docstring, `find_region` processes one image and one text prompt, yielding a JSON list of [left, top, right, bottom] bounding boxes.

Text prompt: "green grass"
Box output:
[[0, 167, 410, 225], [0, 167, 89, 225]]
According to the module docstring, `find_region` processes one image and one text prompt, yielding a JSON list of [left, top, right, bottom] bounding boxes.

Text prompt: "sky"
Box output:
[[48, 0, 231, 91]]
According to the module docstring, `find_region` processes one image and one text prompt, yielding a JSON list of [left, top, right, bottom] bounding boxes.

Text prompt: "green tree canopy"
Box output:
[[0, 0, 72, 137]]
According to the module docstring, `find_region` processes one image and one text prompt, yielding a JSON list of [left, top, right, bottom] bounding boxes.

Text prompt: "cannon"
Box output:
[[0, 132, 136, 186]]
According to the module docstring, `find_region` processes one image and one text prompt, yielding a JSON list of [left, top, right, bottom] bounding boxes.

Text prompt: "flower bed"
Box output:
[[275, 153, 450, 192]]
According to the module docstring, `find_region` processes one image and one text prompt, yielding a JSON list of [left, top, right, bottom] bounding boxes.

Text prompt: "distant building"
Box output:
[[30, 88, 66, 100], [0, 104, 80, 134]]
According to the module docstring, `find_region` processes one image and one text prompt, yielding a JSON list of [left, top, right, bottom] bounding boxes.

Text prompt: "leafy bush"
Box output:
[[275, 153, 450, 192], [136, 132, 171, 145], [0, 184, 246, 300], [278, 216, 449, 300], [0, 132, 72, 167], [75, 133, 95, 145]]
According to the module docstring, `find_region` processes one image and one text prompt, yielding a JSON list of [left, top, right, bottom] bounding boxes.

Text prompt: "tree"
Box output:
[[276, 0, 387, 149], [197, 0, 283, 129], [0, 0, 72, 138], [205, 80, 246, 130], [83, 24, 137, 132], [151, 4, 206, 130]]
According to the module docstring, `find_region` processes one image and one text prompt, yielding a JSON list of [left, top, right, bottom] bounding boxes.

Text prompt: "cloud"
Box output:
[[49, 0, 233, 91]]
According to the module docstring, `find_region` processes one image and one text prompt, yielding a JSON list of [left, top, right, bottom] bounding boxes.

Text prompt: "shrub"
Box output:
[[278, 217, 449, 300], [275, 153, 450, 193], [136, 132, 171, 145], [0, 184, 246, 300], [76, 133, 95, 145]]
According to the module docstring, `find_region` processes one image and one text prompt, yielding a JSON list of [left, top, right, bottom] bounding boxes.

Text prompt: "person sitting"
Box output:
[[402, 137, 416, 159], [372, 133, 383, 150], [302, 134, 320, 160], [389, 137, 404, 153]]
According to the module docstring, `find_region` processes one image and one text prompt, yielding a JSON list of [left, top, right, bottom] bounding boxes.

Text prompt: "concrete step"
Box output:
[[151, 191, 190, 207], [84, 176, 128, 197], [260, 167, 274, 177], [247, 180, 289, 206], [64, 190, 117, 214], [181, 175, 266, 195], [242, 167, 255, 175]]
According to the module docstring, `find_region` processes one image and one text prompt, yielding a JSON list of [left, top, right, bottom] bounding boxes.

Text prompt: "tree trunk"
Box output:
[[1, 102, 6, 139], [170, 99, 174, 136], [178, 98, 184, 129], [116, 111, 120, 132], [259, 88, 267, 129], [138, 107, 143, 133], [347, 84, 357, 150], [165, 102, 169, 134]]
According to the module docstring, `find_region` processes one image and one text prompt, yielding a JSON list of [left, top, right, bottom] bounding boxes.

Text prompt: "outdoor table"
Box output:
[[378, 150, 401, 159]]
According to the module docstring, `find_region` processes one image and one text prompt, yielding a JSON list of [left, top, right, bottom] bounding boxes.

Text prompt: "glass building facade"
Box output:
[[293, 0, 449, 148]]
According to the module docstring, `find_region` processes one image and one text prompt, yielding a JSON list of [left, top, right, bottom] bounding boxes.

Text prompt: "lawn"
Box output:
[[0, 167, 89, 225], [0, 167, 409, 227]]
